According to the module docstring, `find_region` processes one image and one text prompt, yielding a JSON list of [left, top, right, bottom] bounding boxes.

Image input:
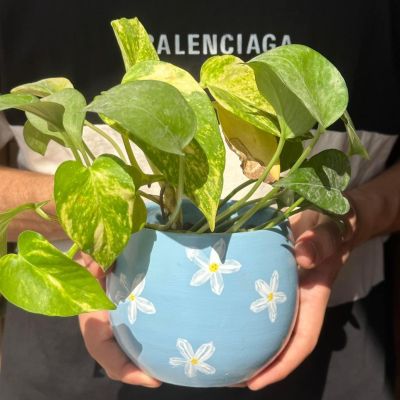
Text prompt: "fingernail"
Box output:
[[295, 241, 317, 267]]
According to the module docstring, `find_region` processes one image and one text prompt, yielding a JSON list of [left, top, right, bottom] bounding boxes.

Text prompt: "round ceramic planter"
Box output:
[[107, 202, 298, 387]]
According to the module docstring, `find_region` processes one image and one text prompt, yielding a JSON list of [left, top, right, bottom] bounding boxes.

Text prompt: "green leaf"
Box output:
[[54, 155, 136, 269], [23, 121, 51, 156], [132, 195, 147, 233], [26, 88, 86, 151], [111, 17, 159, 72], [121, 60, 226, 230], [249, 45, 348, 135], [341, 111, 369, 159], [11, 77, 74, 97], [86, 80, 197, 156], [0, 202, 48, 257], [0, 93, 65, 130], [280, 140, 303, 172], [200, 55, 280, 136], [275, 149, 351, 215], [0, 231, 115, 316]]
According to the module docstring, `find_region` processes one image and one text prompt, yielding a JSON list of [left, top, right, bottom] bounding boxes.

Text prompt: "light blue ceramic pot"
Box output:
[[107, 202, 298, 387]]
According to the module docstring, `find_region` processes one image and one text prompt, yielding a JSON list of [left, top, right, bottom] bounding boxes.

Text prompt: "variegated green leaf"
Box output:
[[132, 195, 147, 233], [121, 60, 225, 229], [0, 201, 48, 257], [111, 17, 159, 72], [86, 80, 197, 156], [0, 93, 64, 130], [200, 55, 280, 136], [54, 155, 136, 269], [341, 111, 369, 159], [249, 45, 348, 134], [11, 77, 74, 97], [275, 149, 351, 214], [0, 231, 115, 316], [26, 88, 86, 153], [23, 121, 52, 156]]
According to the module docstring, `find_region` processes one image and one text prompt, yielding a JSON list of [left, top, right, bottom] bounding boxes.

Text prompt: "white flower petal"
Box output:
[[268, 301, 278, 323], [136, 297, 156, 314], [132, 278, 146, 296], [210, 271, 224, 295], [169, 357, 186, 366], [190, 269, 211, 287], [128, 302, 137, 324], [255, 279, 270, 297], [270, 270, 279, 292], [185, 362, 197, 378], [219, 260, 241, 274], [194, 342, 215, 362], [186, 247, 199, 261], [176, 338, 194, 360], [196, 362, 216, 375], [209, 239, 226, 264], [250, 297, 268, 313], [274, 292, 287, 303]]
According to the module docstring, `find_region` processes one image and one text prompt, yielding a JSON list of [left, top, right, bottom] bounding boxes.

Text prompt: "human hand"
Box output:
[[247, 207, 356, 390], [76, 252, 162, 388]]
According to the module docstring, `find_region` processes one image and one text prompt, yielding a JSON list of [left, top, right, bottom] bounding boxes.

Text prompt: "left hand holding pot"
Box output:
[[76, 252, 162, 388]]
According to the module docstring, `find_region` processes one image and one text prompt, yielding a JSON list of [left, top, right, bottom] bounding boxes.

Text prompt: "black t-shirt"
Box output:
[[1, 0, 399, 134], [0, 1, 398, 400]]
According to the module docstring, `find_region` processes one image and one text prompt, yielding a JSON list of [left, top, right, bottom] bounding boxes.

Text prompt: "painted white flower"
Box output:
[[115, 275, 156, 324], [250, 270, 287, 323], [169, 338, 216, 377], [186, 239, 241, 295]]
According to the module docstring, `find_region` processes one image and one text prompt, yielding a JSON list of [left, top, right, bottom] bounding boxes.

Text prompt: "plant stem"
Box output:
[[83, 141, 96, 161], [196, 135, 286, 233], [121, 135, 140, 169], [34, 206, 53, 222], [261, 196, 305, 230], [138, 190, 160, 205], [84, 121, 128, 163], [65, 243, 80, 259], [189, 179, 256, 232], [288, 125, 324, 174], [227, 187, 280, 233], [80, 146, 91, 166], [219, 179, 257, 208], [214, 198, 275, 232], [147, 157, 185, 231]]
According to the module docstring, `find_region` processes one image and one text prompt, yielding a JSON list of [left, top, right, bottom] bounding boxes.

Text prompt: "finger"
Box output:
[[294, 220, 342, 269], [247, 269, 331, 390], [289, 210, 319, 240], [79, 311, 161, 388]]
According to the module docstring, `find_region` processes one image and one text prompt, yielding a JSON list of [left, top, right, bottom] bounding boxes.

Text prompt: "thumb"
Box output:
[[294, 220, 342, 269]]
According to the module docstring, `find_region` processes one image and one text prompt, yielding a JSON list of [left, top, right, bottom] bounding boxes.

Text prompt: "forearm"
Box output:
[[347, 161, 400, 247], [0, 166, 66, 241]]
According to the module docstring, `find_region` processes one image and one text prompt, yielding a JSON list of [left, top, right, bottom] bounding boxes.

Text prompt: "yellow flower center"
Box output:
[[209, 262, 219, 273], [128, 293, 136, 302], [267, 292, 274, 302], [191, 358, 199, 365]]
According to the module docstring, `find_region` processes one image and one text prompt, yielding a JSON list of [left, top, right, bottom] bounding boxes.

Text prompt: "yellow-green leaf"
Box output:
[[215, 103, 280, 182], [0, 231, 115, 316], [200, 55, 280, 137], [121, 60, 225, 230], [54, 155, 136, 269], [111, 17, 159, 72]]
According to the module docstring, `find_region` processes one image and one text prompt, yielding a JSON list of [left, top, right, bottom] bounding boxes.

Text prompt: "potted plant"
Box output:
[[0, 17, 367, 387]]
